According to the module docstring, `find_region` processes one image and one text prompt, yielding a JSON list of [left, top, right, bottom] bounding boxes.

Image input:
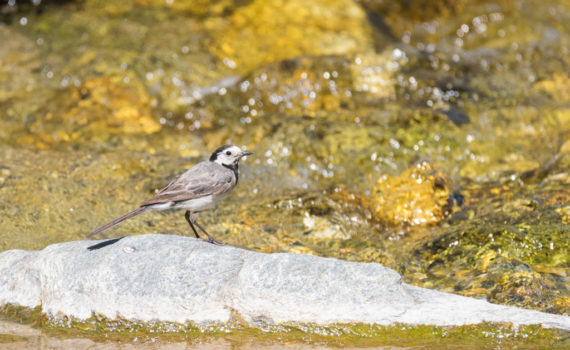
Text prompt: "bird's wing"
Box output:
[[140, 162, 233, 206]]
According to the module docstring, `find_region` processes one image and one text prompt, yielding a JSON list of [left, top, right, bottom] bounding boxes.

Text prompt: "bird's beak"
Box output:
[[240, 151, 254, 158]]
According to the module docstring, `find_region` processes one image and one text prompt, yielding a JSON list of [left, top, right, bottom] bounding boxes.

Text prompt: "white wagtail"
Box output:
[[86, 145, 253, 246]]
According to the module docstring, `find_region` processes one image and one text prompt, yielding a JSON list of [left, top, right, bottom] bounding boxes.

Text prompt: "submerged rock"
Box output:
[[370, 161, 453, 226], [0, 234, 568, 330], [209, 0, 375, 72], [405, 183, 570, 314], [18, 77, 161, 150]]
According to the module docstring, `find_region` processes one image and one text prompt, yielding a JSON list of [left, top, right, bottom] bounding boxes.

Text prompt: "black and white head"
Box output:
[[209, 145, 253, 166]]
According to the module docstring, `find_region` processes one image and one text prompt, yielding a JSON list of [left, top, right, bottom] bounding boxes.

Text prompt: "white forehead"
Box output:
[[213, 145, 243, 164]]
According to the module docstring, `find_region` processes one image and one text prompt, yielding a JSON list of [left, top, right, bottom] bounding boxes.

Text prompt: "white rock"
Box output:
[[0, 234, 568, 330]]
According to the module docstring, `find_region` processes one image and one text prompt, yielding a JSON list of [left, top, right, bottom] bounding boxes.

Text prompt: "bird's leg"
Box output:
[[185, 210, 201, 239], [191, 212, 226, 246]]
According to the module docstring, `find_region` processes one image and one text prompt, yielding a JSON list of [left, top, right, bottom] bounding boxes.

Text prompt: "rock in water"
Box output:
[[0, 234, 568, 330]]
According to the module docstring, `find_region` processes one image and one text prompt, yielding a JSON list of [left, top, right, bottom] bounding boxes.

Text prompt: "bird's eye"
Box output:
[[226, 151, 231, 155]]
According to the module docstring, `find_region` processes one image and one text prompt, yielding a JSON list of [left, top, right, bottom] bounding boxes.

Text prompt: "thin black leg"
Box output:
[[191, 213, 226, 246], [185, 210, 201, 239]]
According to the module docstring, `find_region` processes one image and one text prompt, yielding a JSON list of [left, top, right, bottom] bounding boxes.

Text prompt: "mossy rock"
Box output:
[[403, 184, 570, 314], [370, 162, 454, 226], [208, 0, 375, 72]]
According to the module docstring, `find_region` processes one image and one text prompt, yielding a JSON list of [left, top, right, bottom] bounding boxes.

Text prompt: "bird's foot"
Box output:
[[203, 237, 226, 246]]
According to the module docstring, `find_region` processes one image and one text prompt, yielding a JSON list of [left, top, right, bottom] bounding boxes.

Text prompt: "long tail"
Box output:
[[86, 207, 147, 238]]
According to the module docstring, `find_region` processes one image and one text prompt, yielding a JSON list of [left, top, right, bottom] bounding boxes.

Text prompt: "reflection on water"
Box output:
[[2, 321, 406, 350]]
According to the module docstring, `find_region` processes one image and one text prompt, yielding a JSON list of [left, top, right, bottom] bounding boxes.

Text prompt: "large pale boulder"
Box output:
[[0, 234, 568, 330]]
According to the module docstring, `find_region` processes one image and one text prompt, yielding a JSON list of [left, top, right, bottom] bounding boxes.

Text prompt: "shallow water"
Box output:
[[0, 0, 569, 346], [0, 320, 406, 350]]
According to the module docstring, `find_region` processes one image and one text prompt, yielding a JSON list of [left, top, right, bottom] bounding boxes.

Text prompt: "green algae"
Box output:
[[395, 182, 570, 314], [1, 304, 568, 348], [0, 146, 205, 251], [0, 334, 27, 343], [0, 305, 44, 327]]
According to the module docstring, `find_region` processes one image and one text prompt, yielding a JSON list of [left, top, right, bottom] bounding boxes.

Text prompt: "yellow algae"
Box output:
[[555, 206, 570, 225], [287, 246, 318, 256], [209, 0, 373, 71], [534, 73, 570, 104], [370, 162, 452, 226], [553, 109, 570, 128], [16, 77, 160, 150]]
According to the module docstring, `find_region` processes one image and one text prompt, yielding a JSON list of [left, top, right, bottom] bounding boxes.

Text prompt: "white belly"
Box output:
[[146, 190, 233, 212], [176, 191, 234, 212], [173, 195, 218, 211]]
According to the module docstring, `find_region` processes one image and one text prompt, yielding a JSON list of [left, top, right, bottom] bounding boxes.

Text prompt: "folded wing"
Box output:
[[140, 162, 233, 206]]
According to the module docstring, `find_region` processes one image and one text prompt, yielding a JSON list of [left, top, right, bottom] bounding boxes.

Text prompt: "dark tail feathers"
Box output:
[[86, 207, 147, 238]]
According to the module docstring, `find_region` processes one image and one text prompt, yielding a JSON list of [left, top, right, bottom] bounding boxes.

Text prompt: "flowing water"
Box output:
[[0, 0, 568, 348]]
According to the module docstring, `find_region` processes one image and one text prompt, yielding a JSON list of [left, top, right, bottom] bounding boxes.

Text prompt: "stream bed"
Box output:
[[0, 0, 568, 348]]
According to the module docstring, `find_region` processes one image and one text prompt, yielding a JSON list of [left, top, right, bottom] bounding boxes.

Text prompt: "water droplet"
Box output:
[[371, 152, 377, 161], [223, 58, 236, 69]]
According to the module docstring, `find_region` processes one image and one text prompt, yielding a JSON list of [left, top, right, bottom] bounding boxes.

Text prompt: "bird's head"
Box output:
[[209, 145, 253, 166]]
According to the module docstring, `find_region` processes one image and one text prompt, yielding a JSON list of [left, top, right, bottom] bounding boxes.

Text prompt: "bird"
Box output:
[[86, 145, 253, 246]]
